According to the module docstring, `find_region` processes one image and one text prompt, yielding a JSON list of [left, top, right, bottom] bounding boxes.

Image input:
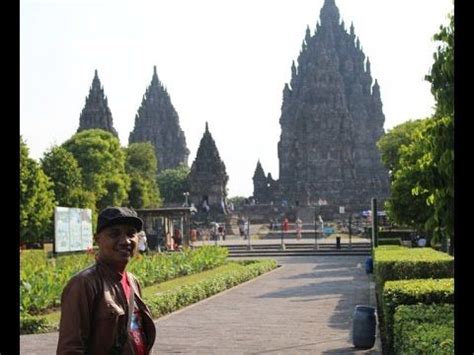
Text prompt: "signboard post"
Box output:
[[54, 207, 93, 254]]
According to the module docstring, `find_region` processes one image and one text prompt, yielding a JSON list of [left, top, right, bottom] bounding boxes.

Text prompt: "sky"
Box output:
[[20, 0, 453, 198]]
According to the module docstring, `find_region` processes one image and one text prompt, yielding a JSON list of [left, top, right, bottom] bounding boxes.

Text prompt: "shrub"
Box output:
[[145, 259, 278, 318], [378, 230, 414, 241], [20, 313, 50, 335], [393, 304, 453, 355], [373, 246, 453, 290], [20, 246, 228, 316], [382, 278, 454, 353], [377, 238, 401, 246]]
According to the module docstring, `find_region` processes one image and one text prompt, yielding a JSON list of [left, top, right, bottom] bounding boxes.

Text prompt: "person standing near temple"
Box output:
[[57, 207, 156, 354], [295, 217, 303, 240]]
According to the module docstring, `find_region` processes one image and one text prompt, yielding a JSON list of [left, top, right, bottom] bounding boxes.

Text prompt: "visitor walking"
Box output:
[[296, 217, 303, 240]]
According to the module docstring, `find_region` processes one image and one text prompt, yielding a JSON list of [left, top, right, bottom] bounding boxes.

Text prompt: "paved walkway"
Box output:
[[20, 256, 381, 354]]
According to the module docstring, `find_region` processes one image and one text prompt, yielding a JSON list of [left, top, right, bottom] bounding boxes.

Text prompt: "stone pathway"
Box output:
[[20, 255, 381, 354]]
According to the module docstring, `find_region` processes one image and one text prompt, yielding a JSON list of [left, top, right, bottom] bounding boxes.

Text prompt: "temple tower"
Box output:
[[188, 122, 228, 214], [77, 70, 118, 136], [276, 0, 390, 210], [129, 66, 189, 172]]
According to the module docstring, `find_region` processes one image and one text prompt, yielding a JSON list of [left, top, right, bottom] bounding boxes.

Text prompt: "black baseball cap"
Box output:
[[96, 207, 143, 234]]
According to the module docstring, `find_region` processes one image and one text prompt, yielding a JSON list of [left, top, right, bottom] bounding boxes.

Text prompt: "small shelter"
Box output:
[[136, 207, 196, 250]]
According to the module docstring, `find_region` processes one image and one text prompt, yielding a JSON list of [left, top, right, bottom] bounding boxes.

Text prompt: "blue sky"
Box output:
[[20, 0, 453, 197]]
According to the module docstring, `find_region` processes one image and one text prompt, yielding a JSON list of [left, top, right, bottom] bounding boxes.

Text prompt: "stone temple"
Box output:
[[188, 122, 228, 217], [77, 70, 118, 137], [129, 66, 189, 172], [253, 0, 390, 213]]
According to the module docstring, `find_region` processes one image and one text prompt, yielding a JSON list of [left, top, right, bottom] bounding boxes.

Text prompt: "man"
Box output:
[[57, 206, 156, 354]]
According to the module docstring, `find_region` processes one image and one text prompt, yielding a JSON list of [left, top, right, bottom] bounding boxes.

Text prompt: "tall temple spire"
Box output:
[[129, 66, 189, 172], [77, 69, 118, 137], [272, 0, 390, 211], [320, 0, 340, 26], [253, 160, 265, 179], [188, 124, 228, 213], [305, 25, 311, 43], [372, 79, 381, 100]]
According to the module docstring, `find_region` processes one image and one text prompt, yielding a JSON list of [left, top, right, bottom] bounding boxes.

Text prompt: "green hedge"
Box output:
[[374, 246, 454, 290], [145, 259, 278, 318], [377, 238, 401, 246], [393, 304, 454, 355], [20, 246, 228, 316], [378, 230, 414, 241], [382, 278, 454, 354], [21, 259, 278, 334], [364, 229, 414, 240]]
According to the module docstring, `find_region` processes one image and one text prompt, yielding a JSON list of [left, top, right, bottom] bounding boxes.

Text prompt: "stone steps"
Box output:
[[194, 241, 372, 257]]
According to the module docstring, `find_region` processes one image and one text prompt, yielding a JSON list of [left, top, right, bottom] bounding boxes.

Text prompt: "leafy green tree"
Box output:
[[379, 11, 454, 252], [125, 143, 162, 208], [40, 146, 96, 212], [384, 121, 434, 232], [377, 119, 426, 178], [157, 165, 190, 204], [413, 115, 454, 250], [20, 137, 56, 244], [425, 12, 454, 118], [421, 11, 454, 251], [61, 129, 130, 211]]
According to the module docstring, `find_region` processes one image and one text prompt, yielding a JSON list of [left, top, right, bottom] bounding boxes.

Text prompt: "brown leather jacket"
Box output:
[[57, 260, 156, 354]]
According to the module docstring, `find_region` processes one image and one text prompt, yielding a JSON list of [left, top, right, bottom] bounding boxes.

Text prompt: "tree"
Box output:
[[40, 146, 96, 213], [157, 165, 190, 204], [20, 137, 56, 244], [377, 119, 426, 178], [125, 143, 162, 208], [425, 12, 454, 118], [383, 121, 434, 232], [413, 115, 454, 250], [62, 129, 130, 211], [421, 11, 454, 251], [378, 11, 454, 252]]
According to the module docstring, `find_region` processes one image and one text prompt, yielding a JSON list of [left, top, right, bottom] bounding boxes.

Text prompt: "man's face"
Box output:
[[95, 224, 139, 267]]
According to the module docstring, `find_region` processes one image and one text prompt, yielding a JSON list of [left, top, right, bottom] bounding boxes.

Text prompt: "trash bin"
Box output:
[[336, 236, 341, 249], [365, 257, 373, 274], [352, 305, 376, 349]]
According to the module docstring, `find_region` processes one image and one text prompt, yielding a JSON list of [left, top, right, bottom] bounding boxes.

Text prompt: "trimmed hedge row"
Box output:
[[365, 229, 414, 240], [145, 259, 278, 318], [382, 278, 454, 354], [20, 246, 228, 316], [373, 246, 454, 354], [374, 246, 454, 289], [20, 259, 278, 334], [377, 238, 401, 246], [393, 304, 454, 355]]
